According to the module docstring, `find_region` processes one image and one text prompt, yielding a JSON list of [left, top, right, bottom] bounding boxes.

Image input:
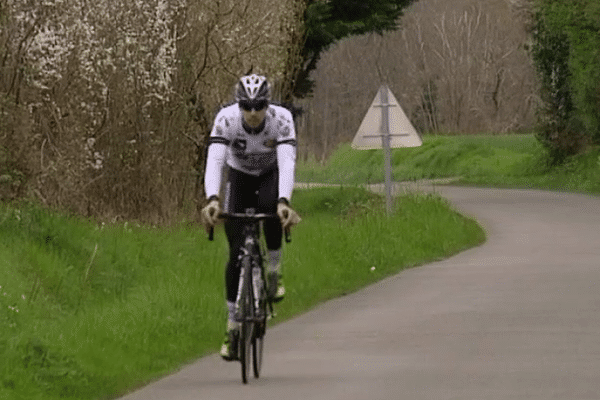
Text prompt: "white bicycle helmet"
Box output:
[[235, 74, 271, 101]]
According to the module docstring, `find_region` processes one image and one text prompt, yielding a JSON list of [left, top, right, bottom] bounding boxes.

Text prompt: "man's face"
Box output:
[[239, 99, 268, 128]]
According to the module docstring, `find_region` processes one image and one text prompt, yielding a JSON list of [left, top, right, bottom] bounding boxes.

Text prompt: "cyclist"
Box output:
[[201, 74, 301, 360]]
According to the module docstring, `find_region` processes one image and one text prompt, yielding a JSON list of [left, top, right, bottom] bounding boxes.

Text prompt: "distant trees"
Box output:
[[297, 0, 600, 165], [292, 0, 416, 99], [298, 0, 537, 161], [406, 3, 535, 134]]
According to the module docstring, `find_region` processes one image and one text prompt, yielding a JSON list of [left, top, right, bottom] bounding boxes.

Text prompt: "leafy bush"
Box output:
[[532, 0, 600, 164]]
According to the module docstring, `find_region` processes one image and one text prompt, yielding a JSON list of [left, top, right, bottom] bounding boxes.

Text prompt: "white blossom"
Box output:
[[84, 137, 104, 170], [5, 0, 183, 135]]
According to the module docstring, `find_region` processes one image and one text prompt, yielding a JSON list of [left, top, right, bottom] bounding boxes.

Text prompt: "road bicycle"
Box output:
[[209, 209, 290, 384]]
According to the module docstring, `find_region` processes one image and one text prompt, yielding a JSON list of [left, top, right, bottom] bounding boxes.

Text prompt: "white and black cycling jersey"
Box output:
[[204, 103, 297, 201]]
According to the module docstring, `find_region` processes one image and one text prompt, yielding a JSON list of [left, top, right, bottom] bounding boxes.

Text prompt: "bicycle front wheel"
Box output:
[[252, 332, 264, 378], [239, 255, 254, 384], [240, 321, 253, 384], [253, 288, 268, 378]]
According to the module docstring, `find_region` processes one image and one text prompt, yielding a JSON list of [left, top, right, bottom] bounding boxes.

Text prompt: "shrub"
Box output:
[[532, 0, 600, 164]]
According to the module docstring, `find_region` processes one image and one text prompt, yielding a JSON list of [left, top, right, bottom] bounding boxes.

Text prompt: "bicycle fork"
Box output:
[[251, 265, 262, 314], [234, 253, 262, 321], [234, 259, 248, 322]]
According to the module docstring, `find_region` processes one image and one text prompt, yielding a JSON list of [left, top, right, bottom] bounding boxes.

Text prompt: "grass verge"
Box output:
[[0, 187, 484, 399]]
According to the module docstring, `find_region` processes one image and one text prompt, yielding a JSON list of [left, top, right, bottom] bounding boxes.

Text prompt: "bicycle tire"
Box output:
[[252, 329, 264, 378], [239, 255, 254, 384], [252, 292, 265, 378], [240, 320, 253, 383]]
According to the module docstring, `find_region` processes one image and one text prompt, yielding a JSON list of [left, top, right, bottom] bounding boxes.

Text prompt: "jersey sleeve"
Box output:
[[204, 110, 231, 199], [276, 110, 297, 201]]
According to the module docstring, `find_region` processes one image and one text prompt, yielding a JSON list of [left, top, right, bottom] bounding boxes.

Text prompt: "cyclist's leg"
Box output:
[[258, 167, 282, 256], [224, 218, 245, 306], [258, 169, 285, 301], [222, 221, 244, 359]]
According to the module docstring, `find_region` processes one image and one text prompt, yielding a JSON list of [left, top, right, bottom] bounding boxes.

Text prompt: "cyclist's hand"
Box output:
[[201, 198, 221, 230], [277, 201, 301, 230]]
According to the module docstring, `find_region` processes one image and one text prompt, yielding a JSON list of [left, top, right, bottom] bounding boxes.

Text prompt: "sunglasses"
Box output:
[[239, 99, 268, 112]]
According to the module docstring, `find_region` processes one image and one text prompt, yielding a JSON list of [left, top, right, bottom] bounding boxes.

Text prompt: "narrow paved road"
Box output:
[[120, 185, 600, 400]]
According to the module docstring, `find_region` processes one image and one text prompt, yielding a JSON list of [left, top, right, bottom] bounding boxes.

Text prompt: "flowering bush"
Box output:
[[0, 0, 303, 220]]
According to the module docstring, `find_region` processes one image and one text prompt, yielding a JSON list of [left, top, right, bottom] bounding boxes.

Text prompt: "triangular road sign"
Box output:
[[352, 85, 422, 149]]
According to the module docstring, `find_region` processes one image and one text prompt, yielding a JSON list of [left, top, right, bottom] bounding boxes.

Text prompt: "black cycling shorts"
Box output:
[[223, 167, 282, 302]]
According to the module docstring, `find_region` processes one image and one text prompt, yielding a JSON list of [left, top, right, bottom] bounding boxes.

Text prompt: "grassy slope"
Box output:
[[297, 134, 600, 195], [297, 134, 543, 184], [0, 187, 484, 400]]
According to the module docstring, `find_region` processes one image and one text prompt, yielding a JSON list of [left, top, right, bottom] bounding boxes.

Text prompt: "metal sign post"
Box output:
[[376, 87, 394, 215], [351, 85, 422, 216], [364, 87, 405, 215]]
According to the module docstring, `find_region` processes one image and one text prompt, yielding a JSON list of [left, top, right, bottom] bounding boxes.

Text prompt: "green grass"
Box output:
[[297, 134, 600, 195], [0, 187, 484, 400], [0, 205, 226, 399], [297, 134, 544, 184]]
